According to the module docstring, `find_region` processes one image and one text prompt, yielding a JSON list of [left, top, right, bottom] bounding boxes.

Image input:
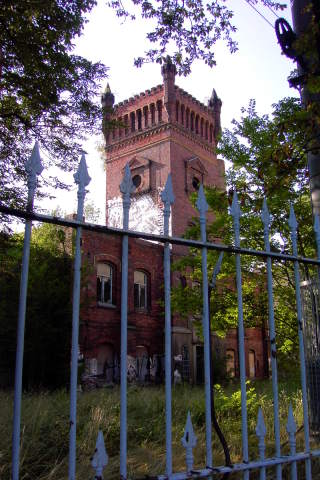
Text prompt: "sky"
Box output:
[[38, 0, 297, 223]]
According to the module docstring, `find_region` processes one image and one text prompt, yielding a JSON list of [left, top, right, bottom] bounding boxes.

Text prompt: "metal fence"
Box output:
[[3, 144, 320, 479]]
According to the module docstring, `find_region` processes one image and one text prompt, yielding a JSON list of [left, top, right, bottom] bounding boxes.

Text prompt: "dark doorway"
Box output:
[[196, 345, 204, 384]]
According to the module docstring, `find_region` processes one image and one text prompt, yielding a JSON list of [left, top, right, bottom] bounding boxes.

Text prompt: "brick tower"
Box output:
[[80, 61, 268, 385], [101, 57, 224, 237]]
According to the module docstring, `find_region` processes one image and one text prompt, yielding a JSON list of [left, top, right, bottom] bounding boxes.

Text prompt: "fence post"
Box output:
[[288, 204, 311, 480], [261, 199, 282, 480], [196, 184, 212, 468], [160, 174, 175, 476], [230, 190, 249, 480], [69, 153, 91, 480], [12, 143, 43, 480], [119, 164, 135, 479]]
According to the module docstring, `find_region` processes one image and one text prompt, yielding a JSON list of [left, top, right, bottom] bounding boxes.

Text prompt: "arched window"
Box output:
[[134, 270, 148, 310], [190, 112, 194, 131], [200, 118, 204, 137], [150, 103, 156, 125], [195, 115, 199, 134], [249, 350, 256, 378], [205, 121, 209, 140], [143, 106, 149, 128], [130, 112, 135, 132], [186, 108, 190, 129], [176, 101, 180, 122], [181, 104, 185, 125], [157, 100, 163, 122], [97, 263, 114, 305], [137, 109, 142, 130], [124, 114, 129, 135], [226, 349, 235, 377]]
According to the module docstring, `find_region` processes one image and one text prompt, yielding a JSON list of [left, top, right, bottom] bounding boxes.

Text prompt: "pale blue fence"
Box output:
[[3, 144, 320, 479]]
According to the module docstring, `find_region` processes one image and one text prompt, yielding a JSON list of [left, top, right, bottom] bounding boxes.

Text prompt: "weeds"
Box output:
[[0, 380, 319, 479]]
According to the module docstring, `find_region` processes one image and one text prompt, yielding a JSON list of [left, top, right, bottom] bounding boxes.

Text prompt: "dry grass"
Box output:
[[0, 380, 319, 479]]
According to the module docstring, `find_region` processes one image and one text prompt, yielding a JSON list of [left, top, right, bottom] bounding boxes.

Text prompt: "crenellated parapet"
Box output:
[[101, 62, 222, 153]]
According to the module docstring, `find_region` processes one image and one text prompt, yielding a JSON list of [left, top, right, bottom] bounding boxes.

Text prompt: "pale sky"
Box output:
[[38, 0, 297, 222]]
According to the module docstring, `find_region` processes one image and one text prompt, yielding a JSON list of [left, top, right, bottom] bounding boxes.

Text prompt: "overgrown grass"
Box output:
[[1, 380, 319, 479]]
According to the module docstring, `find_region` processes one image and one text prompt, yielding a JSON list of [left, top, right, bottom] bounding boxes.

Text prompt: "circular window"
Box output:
[[132, 174, 142, 188], [192, 177, 200, 190]]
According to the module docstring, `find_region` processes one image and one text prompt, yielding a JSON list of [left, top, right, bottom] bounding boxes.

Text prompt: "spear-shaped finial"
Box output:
[[120, 163, 135, 196], [25, 142, 44, 207], [286, 404, 297, 436], [288, 203, 298, 233], [74, 152, 91, 192], [195, 184, 208, 217], [181, 411, 197, 473], [161, 174, 175, 206], [256, 407, 267, 439], [91, 431, 108, 479], [26, 142, 43, 178]]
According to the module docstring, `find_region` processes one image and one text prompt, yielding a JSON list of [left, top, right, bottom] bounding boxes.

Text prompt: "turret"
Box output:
[[101, 84, 115, 141], [161, 56, 177, 121]]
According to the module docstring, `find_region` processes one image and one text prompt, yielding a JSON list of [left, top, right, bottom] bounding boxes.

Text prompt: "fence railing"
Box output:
[[3, 144, 320, 480]]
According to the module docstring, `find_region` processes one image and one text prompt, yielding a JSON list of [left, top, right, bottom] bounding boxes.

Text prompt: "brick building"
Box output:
[[80, 59, 269, 383]]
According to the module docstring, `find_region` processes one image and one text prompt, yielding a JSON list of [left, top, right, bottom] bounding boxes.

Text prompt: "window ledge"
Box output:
[[97, 302, 116, 309]]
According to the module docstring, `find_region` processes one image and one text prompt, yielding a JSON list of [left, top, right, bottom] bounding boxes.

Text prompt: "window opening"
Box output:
[[137, 109, 142, 130], [97, 263, 113, 304], [249, 350, 256, 378], [132, 174, 142, 188], [134, 270, 148, 309], [226, 349, 236, 377], [192, 177, 200, 190]]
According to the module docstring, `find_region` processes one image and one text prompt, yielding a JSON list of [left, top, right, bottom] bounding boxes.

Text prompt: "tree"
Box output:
[[0, 222, 73, 389], [109, 0, 286, 75], [172, 96, 315, 371], [0, 1, 107, 219]]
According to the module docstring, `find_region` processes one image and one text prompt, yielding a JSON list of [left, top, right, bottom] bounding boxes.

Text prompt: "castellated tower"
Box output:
[[80, 61, 268, 385], [101, 57, 224, 237]]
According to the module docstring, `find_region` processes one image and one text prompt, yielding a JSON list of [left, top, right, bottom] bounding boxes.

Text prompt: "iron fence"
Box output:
[[2, 144, 320, 479]]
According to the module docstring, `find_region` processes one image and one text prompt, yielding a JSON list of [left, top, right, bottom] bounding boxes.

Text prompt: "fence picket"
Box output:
[[161, 174, 175, 476], [119, 164, 135, 479], [261, 198, 282, 480], [289, 204, 311, 480], [69, 153, 91, 480], [196, 184, 212, 468], [230, 190, 249, 480], [12, 143, 43, 480]]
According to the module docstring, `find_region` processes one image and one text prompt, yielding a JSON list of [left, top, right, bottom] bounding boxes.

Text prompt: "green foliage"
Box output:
[[172, 97, 316, 366], [0, 1, 107, 218], [108, 0, 286, 75], [0, 222, 73, 389]]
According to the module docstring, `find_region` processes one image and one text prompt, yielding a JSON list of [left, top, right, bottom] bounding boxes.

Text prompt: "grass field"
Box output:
[[1, 380, 319, 479]]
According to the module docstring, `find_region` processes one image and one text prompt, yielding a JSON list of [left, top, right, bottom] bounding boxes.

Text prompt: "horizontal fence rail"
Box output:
[[6, 145, 320, 480]]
